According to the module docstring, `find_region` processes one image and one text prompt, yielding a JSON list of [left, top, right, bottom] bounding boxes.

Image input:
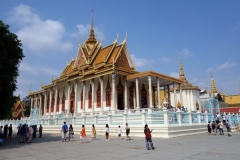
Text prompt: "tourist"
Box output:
[[125, 123, 131, 141], [25, 124, 29, 141], [3, 124, 8, 139], [211, 121, 216, 135], [222, 115, 226, 125], [8, 124, 13, 139], [61, 122, 68, 142], [90, 124, 96, 140], [39, 124, 43, 138], [28, 125, 33, 143], [20, 124, 26, 143], [207, 121, 211, 135], [105, 124, 110, 141], [16, 124, 22, 138], [117, 126, 123, 140], [226, 120, 231, 136], [80, 125, 86, 143], [218, 121, 224, 135], [68, 124, 74, 141], [33, 125, 37, 138], [144, 124, 155, 150]]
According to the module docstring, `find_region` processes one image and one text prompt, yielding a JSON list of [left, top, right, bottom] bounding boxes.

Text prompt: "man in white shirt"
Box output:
[[28, 125, 34, 143], [117, 126, 123, 140]]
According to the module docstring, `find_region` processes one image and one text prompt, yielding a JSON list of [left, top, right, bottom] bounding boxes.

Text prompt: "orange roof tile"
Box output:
[[94, 44, 114, 64], [108, 45, 122, 64]]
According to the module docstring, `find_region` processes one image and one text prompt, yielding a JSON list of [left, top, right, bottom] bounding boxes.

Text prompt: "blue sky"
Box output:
[[1, 0, 240, 98]]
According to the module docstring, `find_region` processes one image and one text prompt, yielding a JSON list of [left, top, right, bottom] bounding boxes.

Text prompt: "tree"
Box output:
[[0, 20, 25, 119]]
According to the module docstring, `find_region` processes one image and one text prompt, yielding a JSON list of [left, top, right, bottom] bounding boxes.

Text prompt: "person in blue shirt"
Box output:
[[61, 122, 68, 142], [20, 124, 26, 143]]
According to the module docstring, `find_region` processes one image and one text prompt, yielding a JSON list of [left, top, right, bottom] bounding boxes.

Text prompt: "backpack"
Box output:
[[145, 130, 151, 139]]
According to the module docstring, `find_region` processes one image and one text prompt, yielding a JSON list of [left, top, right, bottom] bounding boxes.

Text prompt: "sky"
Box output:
[[1, 0, 240, 98]]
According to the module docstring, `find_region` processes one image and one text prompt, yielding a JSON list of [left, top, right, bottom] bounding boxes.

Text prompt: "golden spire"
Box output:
[[177, 100, 181, 108], [211, 73, 217, 93], [85, 9, 97, 47], [179, 59, 186, 81]]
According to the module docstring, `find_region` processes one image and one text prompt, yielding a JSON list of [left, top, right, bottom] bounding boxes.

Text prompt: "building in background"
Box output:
[[12, 94, 26, 119]]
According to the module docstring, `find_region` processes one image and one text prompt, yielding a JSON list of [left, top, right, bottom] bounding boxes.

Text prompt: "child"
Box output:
[[90, 124, 96, 140], [105, 124, 110, 141], [117, 126, 123, 140], [226, 120, 231, 136], [207, 121, 211, 135]]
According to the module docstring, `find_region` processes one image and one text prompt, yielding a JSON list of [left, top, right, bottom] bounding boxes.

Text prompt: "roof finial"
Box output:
[[210, 73, 217, 93], [179, 59, 186, 80], [114, 33, 118, 43], [85, 9, 97, 46]]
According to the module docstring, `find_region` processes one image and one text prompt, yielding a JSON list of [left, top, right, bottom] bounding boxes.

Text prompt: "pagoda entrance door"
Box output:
[[70, 89, 75, 114], [117, 90, 124, 110]]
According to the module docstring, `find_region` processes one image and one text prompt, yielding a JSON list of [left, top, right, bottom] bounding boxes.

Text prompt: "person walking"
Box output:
[[226, 120, 231, 136], [20, 125, 26, 143], [90, 124, 96, 140], [3, 124, 8, 139], [39, 124, 43, 138], [61, 122, 68, 142], [125, 123, 131, 141], [0, 126, 3, 139], [105, 124, 110, 141], [222, 115, 226, 125], [218, 121, 224, 135], [28, 125, 33, 143], [207, 121, 211, 135], [16, 124, 22, 138], [211, 121, 216, 135], [80, 125, 86, 143], [144, 124, 155, 150], [8, 124, 13, 139], [117, 126, 123, 140], [68, 125, 74, 141]]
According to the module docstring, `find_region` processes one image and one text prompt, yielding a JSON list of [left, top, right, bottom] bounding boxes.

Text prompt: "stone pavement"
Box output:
[[0, 130, 240, 160]]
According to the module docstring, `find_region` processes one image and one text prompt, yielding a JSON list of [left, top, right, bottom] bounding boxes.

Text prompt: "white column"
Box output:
[[111, 73, 116, 113], [190, 90, 193, 111], [124, 81, 128, 110], [81, 82, 86, 114], [148, 76, 153, 108], [44, 91, 47, 115], [135, 78, 140, 109], [99, 77, 103, 115], [90, 79, 95, 115], [59, 91, 62, 113], [54, 85, 58, 117], [157, 78, 160, 108], [39, 94, 42, 116], [74, 80, 78, 115], [173, 82, 177, 107], [67, 82, 70, 115], [180, 84, 183, 107], [31, 98, 33, 109], [49, 89, 52, 115]]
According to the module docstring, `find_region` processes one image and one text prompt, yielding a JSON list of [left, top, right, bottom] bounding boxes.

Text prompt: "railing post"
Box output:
[[94, 114, 98, 125], [55, 117, 58, 125], [107, 113, 112, 125], [123, 112, 127, 125], [141, 109, 146, 125], [177, 111, 182, 126], [189, 110, 192, 125], [163, 109, 169, 125], [72, 116, 75, 125], [197, 111, 201, 125], [82, 116, 86, 125], [48, 118, 50, 126], [205, 111, 208, 123]]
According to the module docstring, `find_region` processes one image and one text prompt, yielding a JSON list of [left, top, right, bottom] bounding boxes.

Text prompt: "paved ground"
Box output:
[[0, 130, 240, 160]]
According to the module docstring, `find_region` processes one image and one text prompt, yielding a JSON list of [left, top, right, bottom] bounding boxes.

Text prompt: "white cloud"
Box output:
[[206, 61, 237, 73], [179, 48, 191, 56], [19, 62, 60, 77], [131, 54, 153, 67], [170, 72, 179, 78], [160, 57, 170, 63], [71, 24, 104, 40], [9, 4, 73, 54]]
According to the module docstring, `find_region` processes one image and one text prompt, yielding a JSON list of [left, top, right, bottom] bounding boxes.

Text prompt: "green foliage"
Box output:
[[0, 20, 25, 119], [24, 104, 31, 116]]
